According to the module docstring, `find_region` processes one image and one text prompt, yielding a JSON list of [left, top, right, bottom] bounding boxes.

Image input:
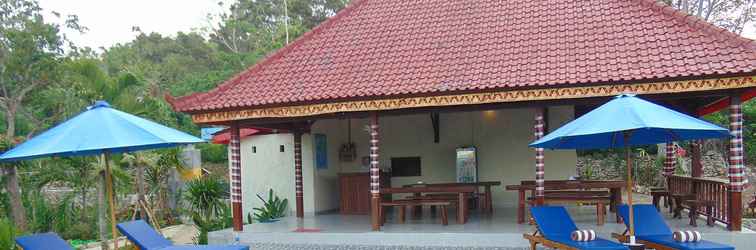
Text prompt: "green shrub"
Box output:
[[184, 176, 231, 245], [250, 189, 288, 223], [0, 218, 16, 250], [197, 143, 227, 163]]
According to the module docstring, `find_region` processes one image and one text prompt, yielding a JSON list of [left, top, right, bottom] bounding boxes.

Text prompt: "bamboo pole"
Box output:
[[104, 153, 119, 250]]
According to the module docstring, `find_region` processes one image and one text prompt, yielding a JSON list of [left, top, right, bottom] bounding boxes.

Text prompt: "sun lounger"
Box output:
[[615, 204, 733, 250], [15, 232, 74, 250], [117, 220, 249, 250], [524, 205, 628, 250]]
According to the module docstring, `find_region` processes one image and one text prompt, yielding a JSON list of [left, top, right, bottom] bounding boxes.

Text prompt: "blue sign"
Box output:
[[314, 134, 328, 169]]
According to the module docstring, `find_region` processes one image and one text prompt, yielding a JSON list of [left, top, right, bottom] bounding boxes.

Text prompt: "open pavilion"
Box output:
[[168, 0, 756, 248]]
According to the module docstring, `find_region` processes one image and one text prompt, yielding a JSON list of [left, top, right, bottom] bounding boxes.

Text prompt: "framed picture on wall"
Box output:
[[314, 134, 328, 169]]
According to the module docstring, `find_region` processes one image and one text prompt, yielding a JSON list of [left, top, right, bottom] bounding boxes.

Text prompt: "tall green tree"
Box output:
[[0, 0, 70, 230], [661, 0, 756, 34]]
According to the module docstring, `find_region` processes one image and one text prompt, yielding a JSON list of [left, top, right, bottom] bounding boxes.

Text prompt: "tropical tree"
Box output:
[[661, 0, 756, 34]]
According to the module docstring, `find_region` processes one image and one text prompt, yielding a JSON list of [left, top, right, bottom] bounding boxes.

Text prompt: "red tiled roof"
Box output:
[[170, 0, 756, 113]]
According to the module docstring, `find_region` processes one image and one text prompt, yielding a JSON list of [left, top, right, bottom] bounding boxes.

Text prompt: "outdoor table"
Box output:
[[505, 180, 626, 224], [381, 186, 477, 224], [402, 181, 501, 213]]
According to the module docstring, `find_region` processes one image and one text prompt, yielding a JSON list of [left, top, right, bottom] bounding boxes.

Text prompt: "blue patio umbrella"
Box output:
[[529, 94, 729, 246], [0, 100, 203, 248]]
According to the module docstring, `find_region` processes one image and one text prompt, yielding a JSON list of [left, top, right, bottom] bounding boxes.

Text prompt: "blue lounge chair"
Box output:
[[525, 206, 629, 250], [615, 204, 733, 250], [117, 220, 249, 250], [15, 232, 74, 250]]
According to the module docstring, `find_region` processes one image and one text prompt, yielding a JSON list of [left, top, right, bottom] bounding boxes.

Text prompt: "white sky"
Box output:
[[38, 0, 756, 50], [38, 0, 231, 50]]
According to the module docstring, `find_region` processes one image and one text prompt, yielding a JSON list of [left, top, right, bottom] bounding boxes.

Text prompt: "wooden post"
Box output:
[[624, 132, 636, 244], [230, 123, 244, 231], [294, 131, 304, 218], [369, 113, 381, 231], [691, 140, 703, 178], [534, 108, 546, 205], [104, 153, 119, 250], [727, 96, 745, 231]]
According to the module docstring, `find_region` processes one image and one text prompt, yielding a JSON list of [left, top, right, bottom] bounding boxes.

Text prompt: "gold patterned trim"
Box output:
[[192, 76, 756, 123]]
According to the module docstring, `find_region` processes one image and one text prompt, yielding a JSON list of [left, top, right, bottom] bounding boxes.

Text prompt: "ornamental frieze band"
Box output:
[[192, 76, 756, 124]]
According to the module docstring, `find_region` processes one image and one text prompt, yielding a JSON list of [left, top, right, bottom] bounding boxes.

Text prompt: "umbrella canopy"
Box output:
[[528, 94, 730, 246], [530, 94, 729, 149], [0, 101, 203, 161], [0, 100, 203, 249]]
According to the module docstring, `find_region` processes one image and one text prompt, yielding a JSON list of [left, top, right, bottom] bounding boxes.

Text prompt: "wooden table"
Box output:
[[381, 186, 477, 224], [505, 180, 625, 224], [403, 181, 501, 213]]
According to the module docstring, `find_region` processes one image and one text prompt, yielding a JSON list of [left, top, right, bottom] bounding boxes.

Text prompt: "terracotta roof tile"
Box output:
[[171, 0, 756, 113]]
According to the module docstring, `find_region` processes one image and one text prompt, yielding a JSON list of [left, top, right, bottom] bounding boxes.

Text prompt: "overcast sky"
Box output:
[[39, 0, 756, 50], [38, 0, 231, 50]]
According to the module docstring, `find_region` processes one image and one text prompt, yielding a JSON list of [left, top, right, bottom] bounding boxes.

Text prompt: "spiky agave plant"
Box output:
[[251, 189, 288, 223]]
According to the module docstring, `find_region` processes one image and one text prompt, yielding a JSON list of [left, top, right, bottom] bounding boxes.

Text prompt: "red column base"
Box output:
[[371, 195, 381, 231], [296, 195, 304, 218], [232, 202, 243, 231], [729, 192, 742, 231]]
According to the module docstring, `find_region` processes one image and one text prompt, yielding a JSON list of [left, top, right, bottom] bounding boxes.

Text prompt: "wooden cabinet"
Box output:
[[339, 172, 390, 214]]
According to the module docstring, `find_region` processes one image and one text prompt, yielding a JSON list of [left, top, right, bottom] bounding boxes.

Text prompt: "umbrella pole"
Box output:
[[104, 153, 119, 249], [624, 133, 636, 245]]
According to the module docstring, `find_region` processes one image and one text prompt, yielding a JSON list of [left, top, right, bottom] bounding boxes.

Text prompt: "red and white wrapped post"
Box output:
[[534, 108, 546, 206], [369, 113, 381, 230], [230, 123, 244, 233], [728, 96, 746, 231], [294, 131, 304, 218], [663, 142, 676, 176]]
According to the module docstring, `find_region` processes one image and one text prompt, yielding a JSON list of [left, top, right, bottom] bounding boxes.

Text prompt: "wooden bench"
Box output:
[[380, 201, 407, 225], [650, 188, 672, 213], [527, 191, 613, 225], [683, 199, 716, 227], [381, 199, 455, 225], [671, 193, 695, 219], [406, 194, 462, 217]]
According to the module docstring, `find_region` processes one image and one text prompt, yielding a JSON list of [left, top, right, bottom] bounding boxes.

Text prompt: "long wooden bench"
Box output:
[[526, 190, 613, 225], [381, 199, 455, 225]]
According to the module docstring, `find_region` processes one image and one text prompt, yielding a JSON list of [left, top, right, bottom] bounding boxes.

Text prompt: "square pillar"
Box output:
[[728, 96, 746, 231], [229, 123, 244, 231]]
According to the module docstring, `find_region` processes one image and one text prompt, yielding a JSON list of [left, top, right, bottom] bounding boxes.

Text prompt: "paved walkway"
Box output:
[[210, 204, 754, 250]]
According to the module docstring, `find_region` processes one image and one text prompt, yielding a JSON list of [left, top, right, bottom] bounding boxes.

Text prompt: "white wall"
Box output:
[[234, 106, 579, 217], [234, 133, 317, 219]]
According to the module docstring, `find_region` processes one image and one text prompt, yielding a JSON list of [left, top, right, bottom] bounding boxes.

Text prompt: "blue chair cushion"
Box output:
[[117, 220, 249, 250], [15, 232, 74, 250], [530, 206, 628, 250], [549, 235, 629, 250], [161, 245, 249, 250], [117, 220, 174, 250], [638, 235, 733, 250], [618, 205, 734, 250], [529, 205, 579, 238], [617, 204, 673, 237]]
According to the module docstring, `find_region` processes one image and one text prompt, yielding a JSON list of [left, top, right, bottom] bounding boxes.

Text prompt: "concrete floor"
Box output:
[[209, 204, 754, 249]]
